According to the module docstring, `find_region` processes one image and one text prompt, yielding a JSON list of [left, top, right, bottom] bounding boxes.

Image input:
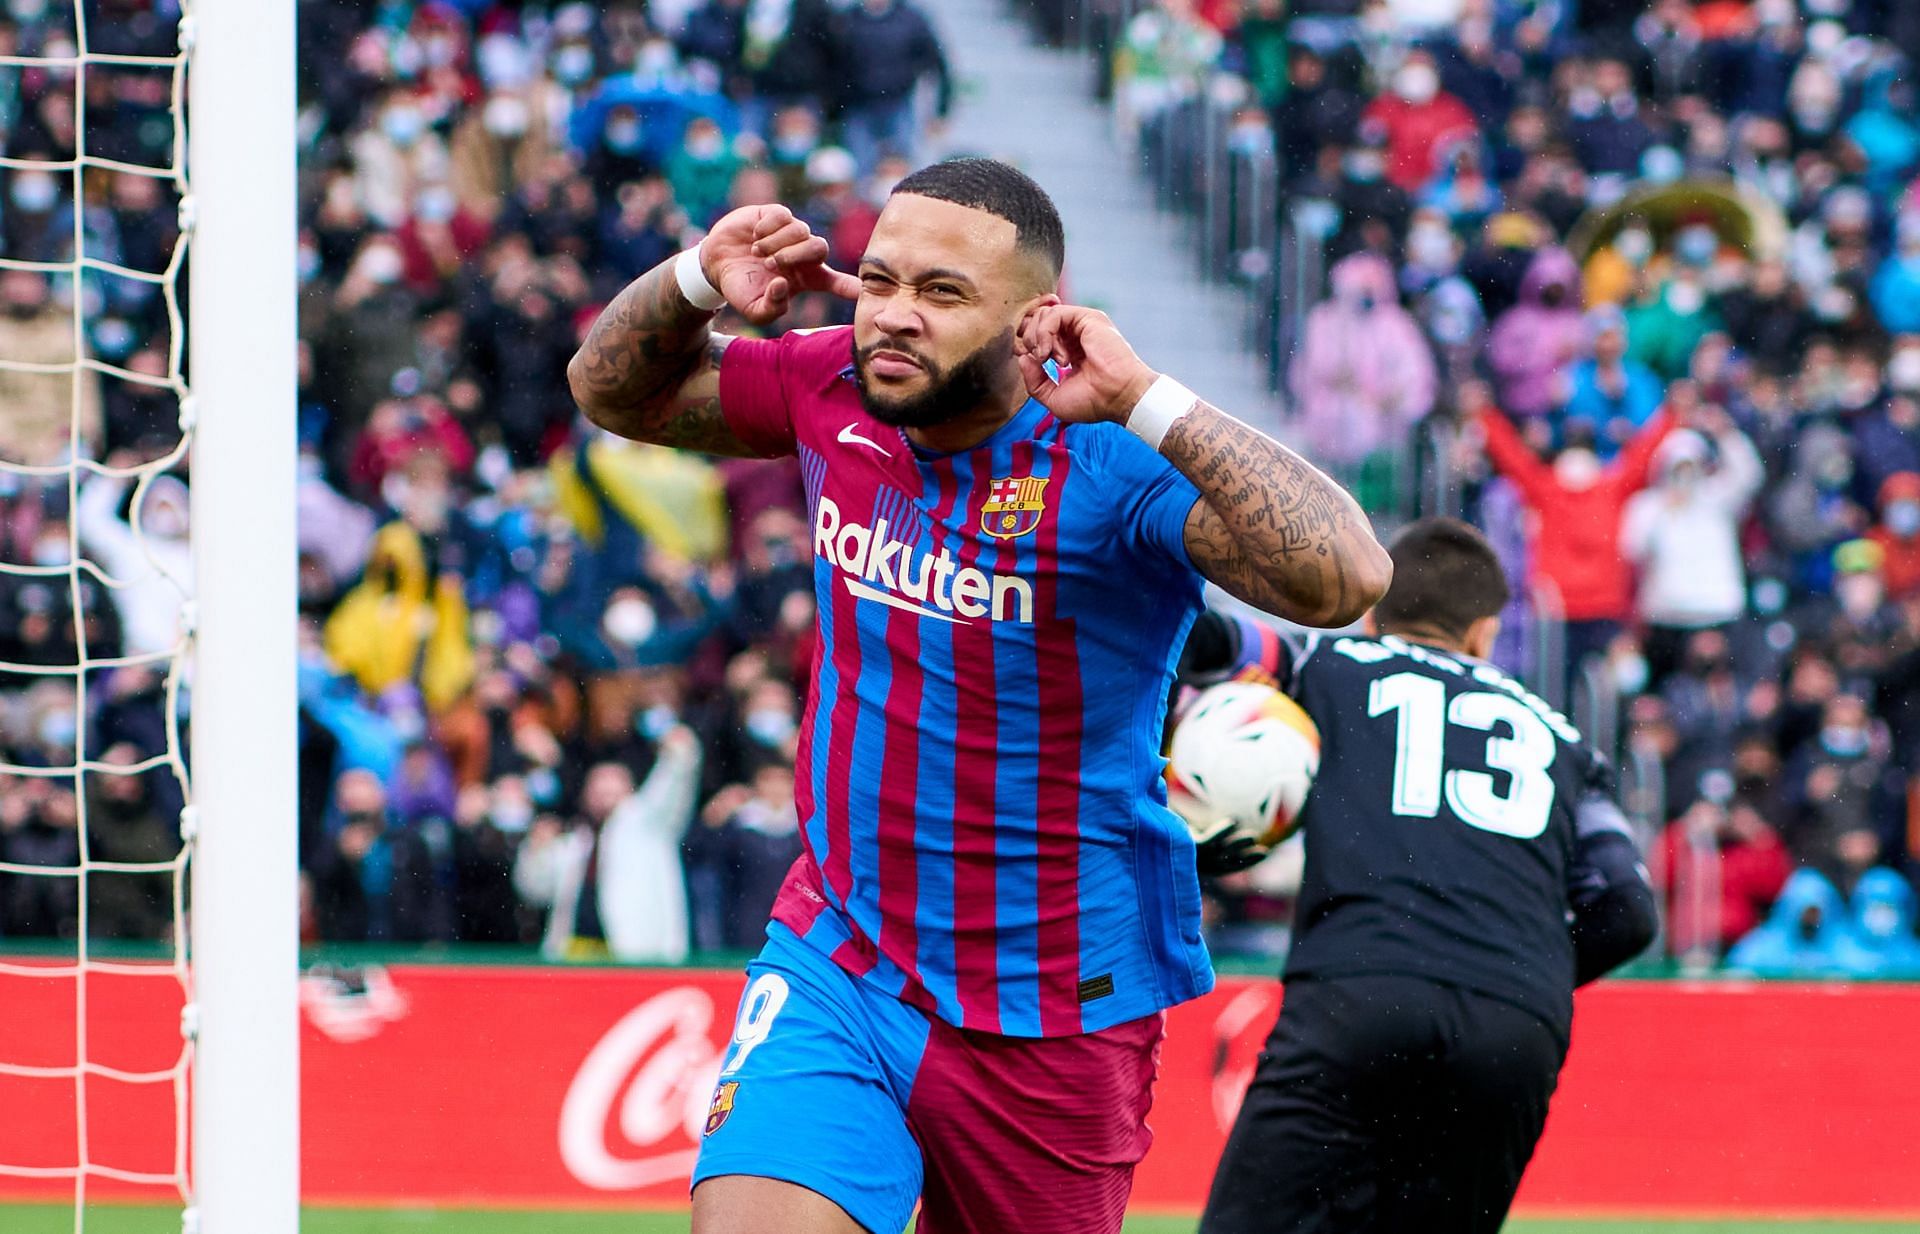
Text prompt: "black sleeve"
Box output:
[[1565, 776, 1659, 987], [1176, 609, 1310, 695]]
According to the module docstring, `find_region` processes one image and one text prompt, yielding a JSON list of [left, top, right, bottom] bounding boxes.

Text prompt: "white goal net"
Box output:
[[0, 2, 297, 1231]]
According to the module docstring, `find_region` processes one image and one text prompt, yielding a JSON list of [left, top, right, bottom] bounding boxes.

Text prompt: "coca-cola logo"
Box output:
[[299, 964, 411, 1044], [558, 986, 728, 1191]]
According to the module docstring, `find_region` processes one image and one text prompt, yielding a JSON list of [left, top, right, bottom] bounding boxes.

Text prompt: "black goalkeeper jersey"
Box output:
[[1187, 623, 1614, 1042]]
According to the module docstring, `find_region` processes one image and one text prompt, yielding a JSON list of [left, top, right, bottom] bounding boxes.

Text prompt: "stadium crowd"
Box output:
[[1082, 0, 1920, 973], [2, 0, 1920, 978]]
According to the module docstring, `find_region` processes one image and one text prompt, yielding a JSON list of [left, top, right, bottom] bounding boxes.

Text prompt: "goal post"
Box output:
[[186, 0, 301, 1229]]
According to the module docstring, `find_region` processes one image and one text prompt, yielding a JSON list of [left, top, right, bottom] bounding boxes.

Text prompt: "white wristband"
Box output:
[[1125, 374, 1197, 451], [674, 245, 726, 313]]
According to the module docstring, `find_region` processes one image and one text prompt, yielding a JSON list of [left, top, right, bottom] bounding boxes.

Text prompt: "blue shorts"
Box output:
[[692, 922, 1164, 1234]]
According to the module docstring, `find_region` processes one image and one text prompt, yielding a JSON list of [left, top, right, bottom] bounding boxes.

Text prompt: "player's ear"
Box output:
[[1463, 615, 1501, 660]]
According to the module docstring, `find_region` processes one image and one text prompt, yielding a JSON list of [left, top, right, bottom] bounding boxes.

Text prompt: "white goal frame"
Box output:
[[186, 0, 300, 1230]]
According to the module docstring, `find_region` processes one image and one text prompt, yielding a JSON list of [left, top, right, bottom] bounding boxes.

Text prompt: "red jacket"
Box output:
[[1657, 822, 1792, 954], [1479, 407, 1672, 622], [1360, 92, 1477, 190]]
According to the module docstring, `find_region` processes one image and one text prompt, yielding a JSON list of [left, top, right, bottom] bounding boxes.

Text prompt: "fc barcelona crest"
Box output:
[[704, 1081, 739, 1136], [981, 475, 1047, 540]]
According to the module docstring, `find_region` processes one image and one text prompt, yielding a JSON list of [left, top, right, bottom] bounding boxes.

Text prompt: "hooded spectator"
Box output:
[[1724, 868, 1855, 976], [1838, 869, 1920, 978], [1868, 472, 1920, 600], [1486, 247, 1585, 419], [1288, 252, 1437, 478]]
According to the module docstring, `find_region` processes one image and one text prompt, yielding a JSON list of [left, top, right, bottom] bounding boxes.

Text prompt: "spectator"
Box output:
[[1620, 410, 1764, 683], [73, 469, 191, 658], [1782, 694, 1896, 893], [1289, 252, 1436, 492], [308, 770, 448, 943], [1724, 868, 1855, 976], [1474, 387, 1671, 679], [1358, 48, 1476, 194], [514, 728, 703, 963], [833, 0, 951, 173], [0, 270, 102, 466], [87, 744, 179, 941], [1487, 247, 1587, 419], [1657, 792, 1792, 958], [1840, 868, 1920, 978], [1562, 309, 1667, 453], [686, 756, 801, 950]]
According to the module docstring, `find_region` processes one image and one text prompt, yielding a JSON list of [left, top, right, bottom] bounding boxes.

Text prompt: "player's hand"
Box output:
[[1190, 816, 1267, 876], [700, 204, 860, 325], [1015, 304, 1157, 424]]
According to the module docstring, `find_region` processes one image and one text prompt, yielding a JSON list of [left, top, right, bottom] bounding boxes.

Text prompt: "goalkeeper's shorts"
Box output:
[[691, 920, 1163, 1234]]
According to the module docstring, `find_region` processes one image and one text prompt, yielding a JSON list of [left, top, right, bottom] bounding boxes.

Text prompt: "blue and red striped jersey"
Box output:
[[720, 326, 1213, 1036]]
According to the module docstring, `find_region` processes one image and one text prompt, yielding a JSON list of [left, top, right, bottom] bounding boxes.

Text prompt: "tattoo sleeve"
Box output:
[[1160, 403, 1392, 628], [565, 257, 755, 456]]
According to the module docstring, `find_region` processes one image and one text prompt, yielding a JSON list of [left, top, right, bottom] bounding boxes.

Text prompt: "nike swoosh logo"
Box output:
[[837, 424, 893, 456], [844, 577, 961, 623]]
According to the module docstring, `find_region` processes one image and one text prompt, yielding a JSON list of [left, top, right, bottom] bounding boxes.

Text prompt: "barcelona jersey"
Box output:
[[719, 326, 1211, 1036]]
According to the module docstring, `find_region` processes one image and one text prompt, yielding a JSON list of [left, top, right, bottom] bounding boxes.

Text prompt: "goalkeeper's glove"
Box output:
[[1190, 817, 1266, 876]]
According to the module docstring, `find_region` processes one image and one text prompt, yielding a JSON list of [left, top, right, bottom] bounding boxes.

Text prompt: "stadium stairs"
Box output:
[[922, 0, 1288, 432]]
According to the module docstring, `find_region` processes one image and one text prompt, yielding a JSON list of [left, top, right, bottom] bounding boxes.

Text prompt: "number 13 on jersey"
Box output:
[[1367, 671, 1557, 839]]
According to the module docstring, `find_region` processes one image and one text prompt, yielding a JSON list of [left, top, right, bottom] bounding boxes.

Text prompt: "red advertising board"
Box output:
[[2, 959, 1916, 1217]]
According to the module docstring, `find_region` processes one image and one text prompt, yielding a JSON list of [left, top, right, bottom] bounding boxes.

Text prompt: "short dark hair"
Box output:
[[1372, 518, 1511, 640], [891, 158, 1066, 278]]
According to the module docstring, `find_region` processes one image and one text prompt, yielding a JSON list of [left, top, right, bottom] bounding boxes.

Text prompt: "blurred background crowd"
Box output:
[[1, 0, 1919, 980]]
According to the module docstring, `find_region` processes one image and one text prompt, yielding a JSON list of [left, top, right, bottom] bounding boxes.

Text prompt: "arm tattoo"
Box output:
[[1161, 402, 1391, 628], [566, 258, 753, 456]]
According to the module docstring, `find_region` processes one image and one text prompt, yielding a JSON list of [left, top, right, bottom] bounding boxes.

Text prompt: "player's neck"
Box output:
[[904, 373, 1031, 455], [1378, 624, 1470, 657]]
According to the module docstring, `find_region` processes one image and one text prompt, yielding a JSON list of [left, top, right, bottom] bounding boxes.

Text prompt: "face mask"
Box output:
[[1394, 64, 1439, 104], [382, 107, 425, 146], [1612, 653, 1650, 696], [8, 0, 46, 19], [483, 95, 530, 138], [636, 704, 677, 740], [297, 244, 321, 284], [362, 245, 404, 285], [1888, 501, 1920, 538], [1676, 226, 1718, 266], [1228, 121, 1272, 155], [39, 710, 77, 749], [527, 767, 560, 806], [1823, 727, 1869, 760], [1344, 151, 1384, 182], [636, 41, 678, 76], [685, 132, 726, 161], [1837, 573, 1883, 616], [602, 596, 657, 646], [424, 36, 458, 69], [1407, 224, 1454, 269], [1667, 281, 1706, 316], [490, 799, 533, 834], [1891, 350, 1920, 394], [605, 118, 642, 152], [1615, 229, 1654, 264], [745, 708, 796, 747], [1554, 449, 1601, 490], [553, 45, 594, 86], [414, 187, 456, 224], [31, 537, 66, 566], [774, 132, 818, 160], [11, 173, 57, 213]]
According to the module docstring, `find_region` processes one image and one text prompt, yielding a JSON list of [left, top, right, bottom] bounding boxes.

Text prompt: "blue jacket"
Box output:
[[1840, 868, 1920, 978], [1725, 869, 1854, 977]]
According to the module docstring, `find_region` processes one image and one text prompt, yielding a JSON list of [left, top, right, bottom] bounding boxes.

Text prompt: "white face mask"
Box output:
[[1554, 449, 1602, 491], [1395, 64, 1439, 104], [603, 596, 658, 647], [482, 95, 530, 138]]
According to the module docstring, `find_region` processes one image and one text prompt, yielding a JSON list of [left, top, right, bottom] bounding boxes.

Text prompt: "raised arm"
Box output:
[[1016, 305, 1392, 628], [566, 204, 858, 455]]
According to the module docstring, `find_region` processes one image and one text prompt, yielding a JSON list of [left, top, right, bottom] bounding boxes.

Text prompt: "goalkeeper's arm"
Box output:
[[1566, 790, 1659, 986]]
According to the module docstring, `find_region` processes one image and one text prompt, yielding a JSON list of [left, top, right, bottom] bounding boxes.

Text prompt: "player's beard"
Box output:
[[854, 328, 1014, 429]]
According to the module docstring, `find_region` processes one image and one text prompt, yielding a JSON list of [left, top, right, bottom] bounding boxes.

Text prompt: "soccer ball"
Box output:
[[1167, 681, 1321, 853]]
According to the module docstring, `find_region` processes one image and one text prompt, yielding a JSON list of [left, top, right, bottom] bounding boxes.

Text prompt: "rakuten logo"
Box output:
[[814, 496, 1034, 625]]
